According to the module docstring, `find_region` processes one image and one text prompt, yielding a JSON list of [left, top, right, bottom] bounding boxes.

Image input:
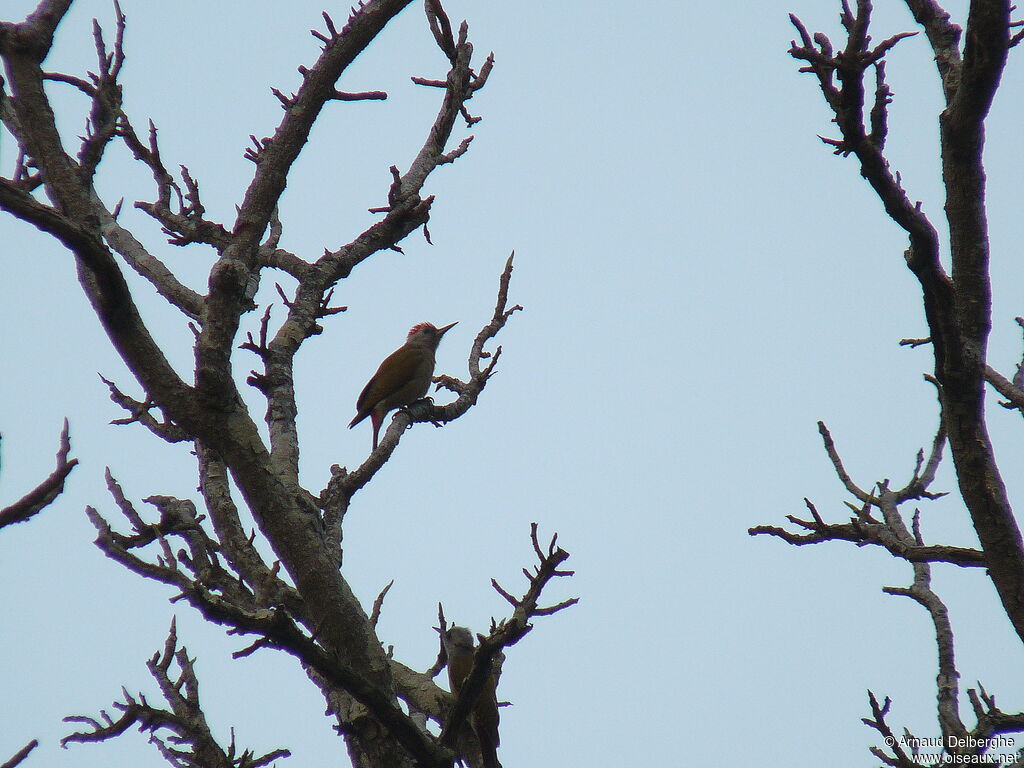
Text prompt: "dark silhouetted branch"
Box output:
[[0, 419, 77, 529], [0, 740, 38, 768], [62, 620, 291, 768], [440, 524, 576, 752]]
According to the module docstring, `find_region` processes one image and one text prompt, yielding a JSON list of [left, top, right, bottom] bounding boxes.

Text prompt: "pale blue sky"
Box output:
[[2, 1, 1023, 766]]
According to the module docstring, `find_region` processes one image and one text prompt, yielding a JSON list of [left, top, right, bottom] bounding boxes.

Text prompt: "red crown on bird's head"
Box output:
[[407, 322, 437, 339]]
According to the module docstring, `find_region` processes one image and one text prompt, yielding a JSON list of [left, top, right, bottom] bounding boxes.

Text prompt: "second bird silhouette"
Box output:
[[349, 321, 457, 450], [443, 625, 501, 768]]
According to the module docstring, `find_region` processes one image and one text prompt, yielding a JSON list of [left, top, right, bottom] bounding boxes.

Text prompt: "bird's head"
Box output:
[[444, 625, 475, 652], [406, 321, 457, 350], [442, 625, 476, 663]]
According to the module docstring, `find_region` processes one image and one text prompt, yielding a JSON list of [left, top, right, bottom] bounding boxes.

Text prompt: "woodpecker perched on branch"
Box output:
[[349, 321, 457, 450], [443, 625, 501, 768]]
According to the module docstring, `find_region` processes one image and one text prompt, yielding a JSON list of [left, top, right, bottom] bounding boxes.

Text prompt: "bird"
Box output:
[[349, 321, 457, 450], [443, 625, 501, 768]]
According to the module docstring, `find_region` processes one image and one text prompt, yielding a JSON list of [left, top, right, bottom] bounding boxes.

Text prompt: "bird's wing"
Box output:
[[353, 346, 425, 417]]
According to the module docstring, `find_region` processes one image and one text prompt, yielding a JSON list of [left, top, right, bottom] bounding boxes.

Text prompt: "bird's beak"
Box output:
[[437, 322, 458, 336]]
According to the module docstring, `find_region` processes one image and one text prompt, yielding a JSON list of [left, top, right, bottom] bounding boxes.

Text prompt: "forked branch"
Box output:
[[788, 0, 1024, 644], [62, 620, 291, 768], [440, 524, 577, 751], [320, 253, 522, 545], [748, 420, 984, 566]]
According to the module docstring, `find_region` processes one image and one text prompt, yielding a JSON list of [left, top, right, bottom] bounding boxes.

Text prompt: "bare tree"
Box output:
[[0, 2, 575, 767], [751, 0, 1024, 765]]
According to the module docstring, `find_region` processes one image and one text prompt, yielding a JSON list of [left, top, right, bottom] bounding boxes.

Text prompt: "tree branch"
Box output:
[[792, 0, 1024, 645], [0, 419, 77, 529], [440, 524, 577, 751], [62, 620, 291, 768], [2, 3, 543, 766], [321, 253, 520, 542], [0, 740, 38, 768]]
